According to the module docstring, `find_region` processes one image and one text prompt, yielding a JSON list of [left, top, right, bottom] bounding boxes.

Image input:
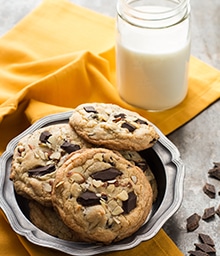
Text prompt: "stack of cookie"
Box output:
[[10, 103, 159, 244]]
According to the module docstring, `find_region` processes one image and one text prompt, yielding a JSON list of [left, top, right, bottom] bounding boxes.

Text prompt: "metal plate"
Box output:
[[0, 111, 184, 255]]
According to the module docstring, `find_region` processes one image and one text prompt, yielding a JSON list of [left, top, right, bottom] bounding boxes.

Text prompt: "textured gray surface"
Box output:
[[0, 0, 220, 255]]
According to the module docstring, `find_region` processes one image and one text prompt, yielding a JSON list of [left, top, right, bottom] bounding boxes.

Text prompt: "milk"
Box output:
[[116, 4, 191, 111], [116, 41, 190, 110]]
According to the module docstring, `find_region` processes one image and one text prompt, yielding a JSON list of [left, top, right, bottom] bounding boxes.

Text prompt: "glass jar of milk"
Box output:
[[116, 0, 191, 111]]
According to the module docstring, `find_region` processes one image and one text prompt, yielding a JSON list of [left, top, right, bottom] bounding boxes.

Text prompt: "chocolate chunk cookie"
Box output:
[[119, 150, 158, 201], [69, 103, 159, 151], [29, 200, 80, 241], [52, 148, 153, 244], [10, 124, 91, 206]]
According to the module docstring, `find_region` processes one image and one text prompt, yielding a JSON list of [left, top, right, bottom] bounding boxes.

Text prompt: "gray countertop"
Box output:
[[1, 0, 220, 255]]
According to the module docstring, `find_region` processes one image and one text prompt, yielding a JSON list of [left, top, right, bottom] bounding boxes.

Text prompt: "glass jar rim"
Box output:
[[117, 0, 190, 28]]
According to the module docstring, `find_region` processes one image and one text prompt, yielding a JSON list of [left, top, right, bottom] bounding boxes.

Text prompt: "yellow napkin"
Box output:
[[0, 0, 220, 255]]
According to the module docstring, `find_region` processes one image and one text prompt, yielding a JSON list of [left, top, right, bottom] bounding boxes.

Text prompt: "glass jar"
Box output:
[[116, 0, 191, 111]]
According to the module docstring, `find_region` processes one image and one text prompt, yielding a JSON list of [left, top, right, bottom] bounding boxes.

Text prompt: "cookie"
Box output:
[[52, 148, 153, 244], [119, 150, 158, 202], [69, 103, 159, 151], [29, 200, 79, 241], [10, 123, 91, 206]]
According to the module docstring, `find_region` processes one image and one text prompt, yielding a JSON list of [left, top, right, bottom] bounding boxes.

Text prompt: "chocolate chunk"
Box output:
[[113, 113, 126, 122], [39, 131, 52, 143], [215, 204, 220, 217], [101, 194, 108, 201], [83, 106, 98, 113], [91, 168, 122, 182], [61, 141, 80, 154], [208, 162, 220, 180], [186, 213, 201, 232], [203, 183, 216, 198], [122, 191, 137, 214], [114, 113, 126, 119], [214, 162, 220, 168], [136, 161, 148, 171], [149, 138, 158, 144], [121, 122, 136, 132], [202, 207, 215, 220], [77, 191, 100, 206], [135, 118, 148, 125], [28, 164, 56, 177], [199, 233, 215, 247], [194, 243, 216, 253], [188, 250, 209, 256]]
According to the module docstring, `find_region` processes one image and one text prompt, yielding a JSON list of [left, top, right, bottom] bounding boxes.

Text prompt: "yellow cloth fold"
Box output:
[[0, 0, 220, 255]]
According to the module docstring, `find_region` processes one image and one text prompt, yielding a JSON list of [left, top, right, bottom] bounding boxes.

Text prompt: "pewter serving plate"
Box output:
[[0, 111, 184, 256]]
